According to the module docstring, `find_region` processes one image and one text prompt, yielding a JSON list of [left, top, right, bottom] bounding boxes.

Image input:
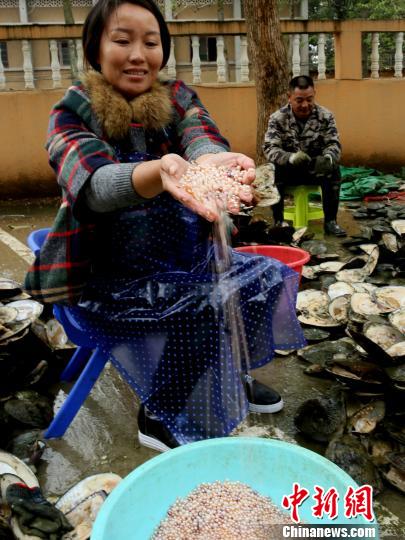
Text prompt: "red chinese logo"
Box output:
[[344, 485, 374, 521], [312, 486, 339, 519], [282, 482, 310, 523], [281, 483, 374, 523]]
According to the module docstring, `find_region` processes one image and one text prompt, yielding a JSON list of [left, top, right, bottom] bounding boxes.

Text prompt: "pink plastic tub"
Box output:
[[235, 245, 310, 279]]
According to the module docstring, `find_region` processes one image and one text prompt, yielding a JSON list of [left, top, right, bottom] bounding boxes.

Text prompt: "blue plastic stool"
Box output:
[[27, 228, 110, 439], [284, 184, 324, 228]]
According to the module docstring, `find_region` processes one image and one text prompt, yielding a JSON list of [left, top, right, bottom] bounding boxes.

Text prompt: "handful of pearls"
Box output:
[[178, 163, 253, 214]]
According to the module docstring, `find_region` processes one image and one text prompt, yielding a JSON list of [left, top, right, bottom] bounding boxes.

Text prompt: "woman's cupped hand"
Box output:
[[160, 153, 256, 222]]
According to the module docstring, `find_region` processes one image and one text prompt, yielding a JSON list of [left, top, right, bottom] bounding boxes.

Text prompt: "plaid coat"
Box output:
[[24, 77, 230, 304]]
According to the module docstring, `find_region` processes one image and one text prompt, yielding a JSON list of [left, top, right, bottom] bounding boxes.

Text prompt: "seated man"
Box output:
[[263, 75, 346, 236]]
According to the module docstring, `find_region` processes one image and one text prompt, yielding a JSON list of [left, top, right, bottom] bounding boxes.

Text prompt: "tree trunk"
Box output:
[[217, 0, 225, 21], [244, 0, 289, 164], [62, 0, 78, 79]]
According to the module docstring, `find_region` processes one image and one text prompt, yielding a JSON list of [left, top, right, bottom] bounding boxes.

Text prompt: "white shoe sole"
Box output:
[[248, 398, 284, 414], [138, 431, 171, 453]]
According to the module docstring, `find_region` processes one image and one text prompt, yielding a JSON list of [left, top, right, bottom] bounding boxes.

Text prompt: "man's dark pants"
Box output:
[[272, 161, 342, 225]]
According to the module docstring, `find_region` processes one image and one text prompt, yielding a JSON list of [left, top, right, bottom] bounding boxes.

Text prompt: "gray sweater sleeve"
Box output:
[[84, 163, 148, 212]]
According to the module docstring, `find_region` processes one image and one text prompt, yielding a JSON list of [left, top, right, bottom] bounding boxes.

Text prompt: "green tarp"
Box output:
[[339, 166, 404, 200]]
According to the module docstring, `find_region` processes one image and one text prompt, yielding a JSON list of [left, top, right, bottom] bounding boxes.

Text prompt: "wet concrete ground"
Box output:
[[0, 198, 404, 534]]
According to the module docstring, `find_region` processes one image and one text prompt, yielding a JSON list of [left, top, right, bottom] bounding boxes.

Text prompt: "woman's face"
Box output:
[[98, 3, 164, 99]]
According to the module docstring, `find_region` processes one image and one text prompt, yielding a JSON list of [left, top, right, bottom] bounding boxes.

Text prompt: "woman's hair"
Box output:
[[82, 0, 171, 71]]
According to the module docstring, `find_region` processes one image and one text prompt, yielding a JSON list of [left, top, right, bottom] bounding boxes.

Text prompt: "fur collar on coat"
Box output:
[[82, 71, 173, 140]]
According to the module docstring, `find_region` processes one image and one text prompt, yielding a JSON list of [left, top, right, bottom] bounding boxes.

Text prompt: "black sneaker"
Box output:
[[243, 374, 284, 413], [324, 220, 347, 237], [137, 405, 180, 453]]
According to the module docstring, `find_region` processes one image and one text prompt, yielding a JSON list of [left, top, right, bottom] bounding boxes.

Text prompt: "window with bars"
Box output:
[[57, 40, 70, 66], [0, 42, 9, 68], [191, 36, 217, 62], [26, 0, 92, 7], [0, 1, 19, 7]]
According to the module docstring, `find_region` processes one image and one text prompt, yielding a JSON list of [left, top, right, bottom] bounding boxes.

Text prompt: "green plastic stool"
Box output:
[[284, 184, 324, 228]]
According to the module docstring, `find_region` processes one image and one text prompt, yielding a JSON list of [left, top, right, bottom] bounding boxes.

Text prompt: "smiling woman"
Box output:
[[25, 0, 306, 452], [88, 3, 165, 99]]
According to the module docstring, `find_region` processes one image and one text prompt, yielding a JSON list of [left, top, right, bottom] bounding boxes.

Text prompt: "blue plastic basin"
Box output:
[[91, 437, 378, 539]]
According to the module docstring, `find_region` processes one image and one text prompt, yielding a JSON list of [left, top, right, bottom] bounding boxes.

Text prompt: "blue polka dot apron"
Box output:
[[69, 161, 306, 444]]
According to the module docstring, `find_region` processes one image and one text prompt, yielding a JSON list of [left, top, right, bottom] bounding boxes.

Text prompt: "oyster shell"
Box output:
[[296, 289, 336, 327], [301, 240, 328, 256], [373, 286, 405, 312], [313, 252, 340, 261], [384, 466, 405, 493], [347, 308, 368, 325], [383, 453, 405, 493], [347, 327, 399, 367], [387, 452, 405, 473], [347, 400, 385, 434], [4, 391, 53, 428], [373, 224, 392, 234], [352, 282, 378, 294], [391, 219, 405, 236], [0, 316, 32, 344], [367, 436, 398, 466], [45, 319, 69, 349], [364, 322, 404, 352], [0, 278, 22, 301], [0, 306, 18, 325], [251, 164, 280, 207], [327, 281, 354, 301], [301, 265, 318, 280], [384, 364, 405, 384], [297, 338, 358, 366], [55, 473, 122, 514], [335, 268, 367, 283], [389, 308, 405, 334], [302, 327, 330, 342], [340, 254, 368, 271], [383, 418, 405, 445], [296, 289, 329, 312], [5, 299, 43, 323], [328, 296, 349, 324], [319, 275, 337, 290], [350, 292, 385, 316], [359, 243, 379, 255], [362, 245, 380, 275], [318, 261, 345, 273], [291, 227, 307, 245], [303, 364, 328, 377], [298, 311, 342, 328], [325, 359, 386, 392], [60, 491, 107, 540], [6, 430, 46, 467], [325, 434, 383, 494], [385, 342, 405, 361], [382, 233, 399, 253]]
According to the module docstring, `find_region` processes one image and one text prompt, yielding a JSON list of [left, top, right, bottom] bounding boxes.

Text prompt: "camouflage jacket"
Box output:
[[263, 103, 341, 166]]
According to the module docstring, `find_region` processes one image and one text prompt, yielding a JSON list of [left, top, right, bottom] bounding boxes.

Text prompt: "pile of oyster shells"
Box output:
[[1, 278, 122, 539], [0, 277, 72, 471], [291, 210, 405, 497]]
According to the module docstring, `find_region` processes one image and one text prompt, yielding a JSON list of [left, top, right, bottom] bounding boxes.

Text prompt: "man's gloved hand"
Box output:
[[288, 151, 311, 167], [314, 154, 334, 175]]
